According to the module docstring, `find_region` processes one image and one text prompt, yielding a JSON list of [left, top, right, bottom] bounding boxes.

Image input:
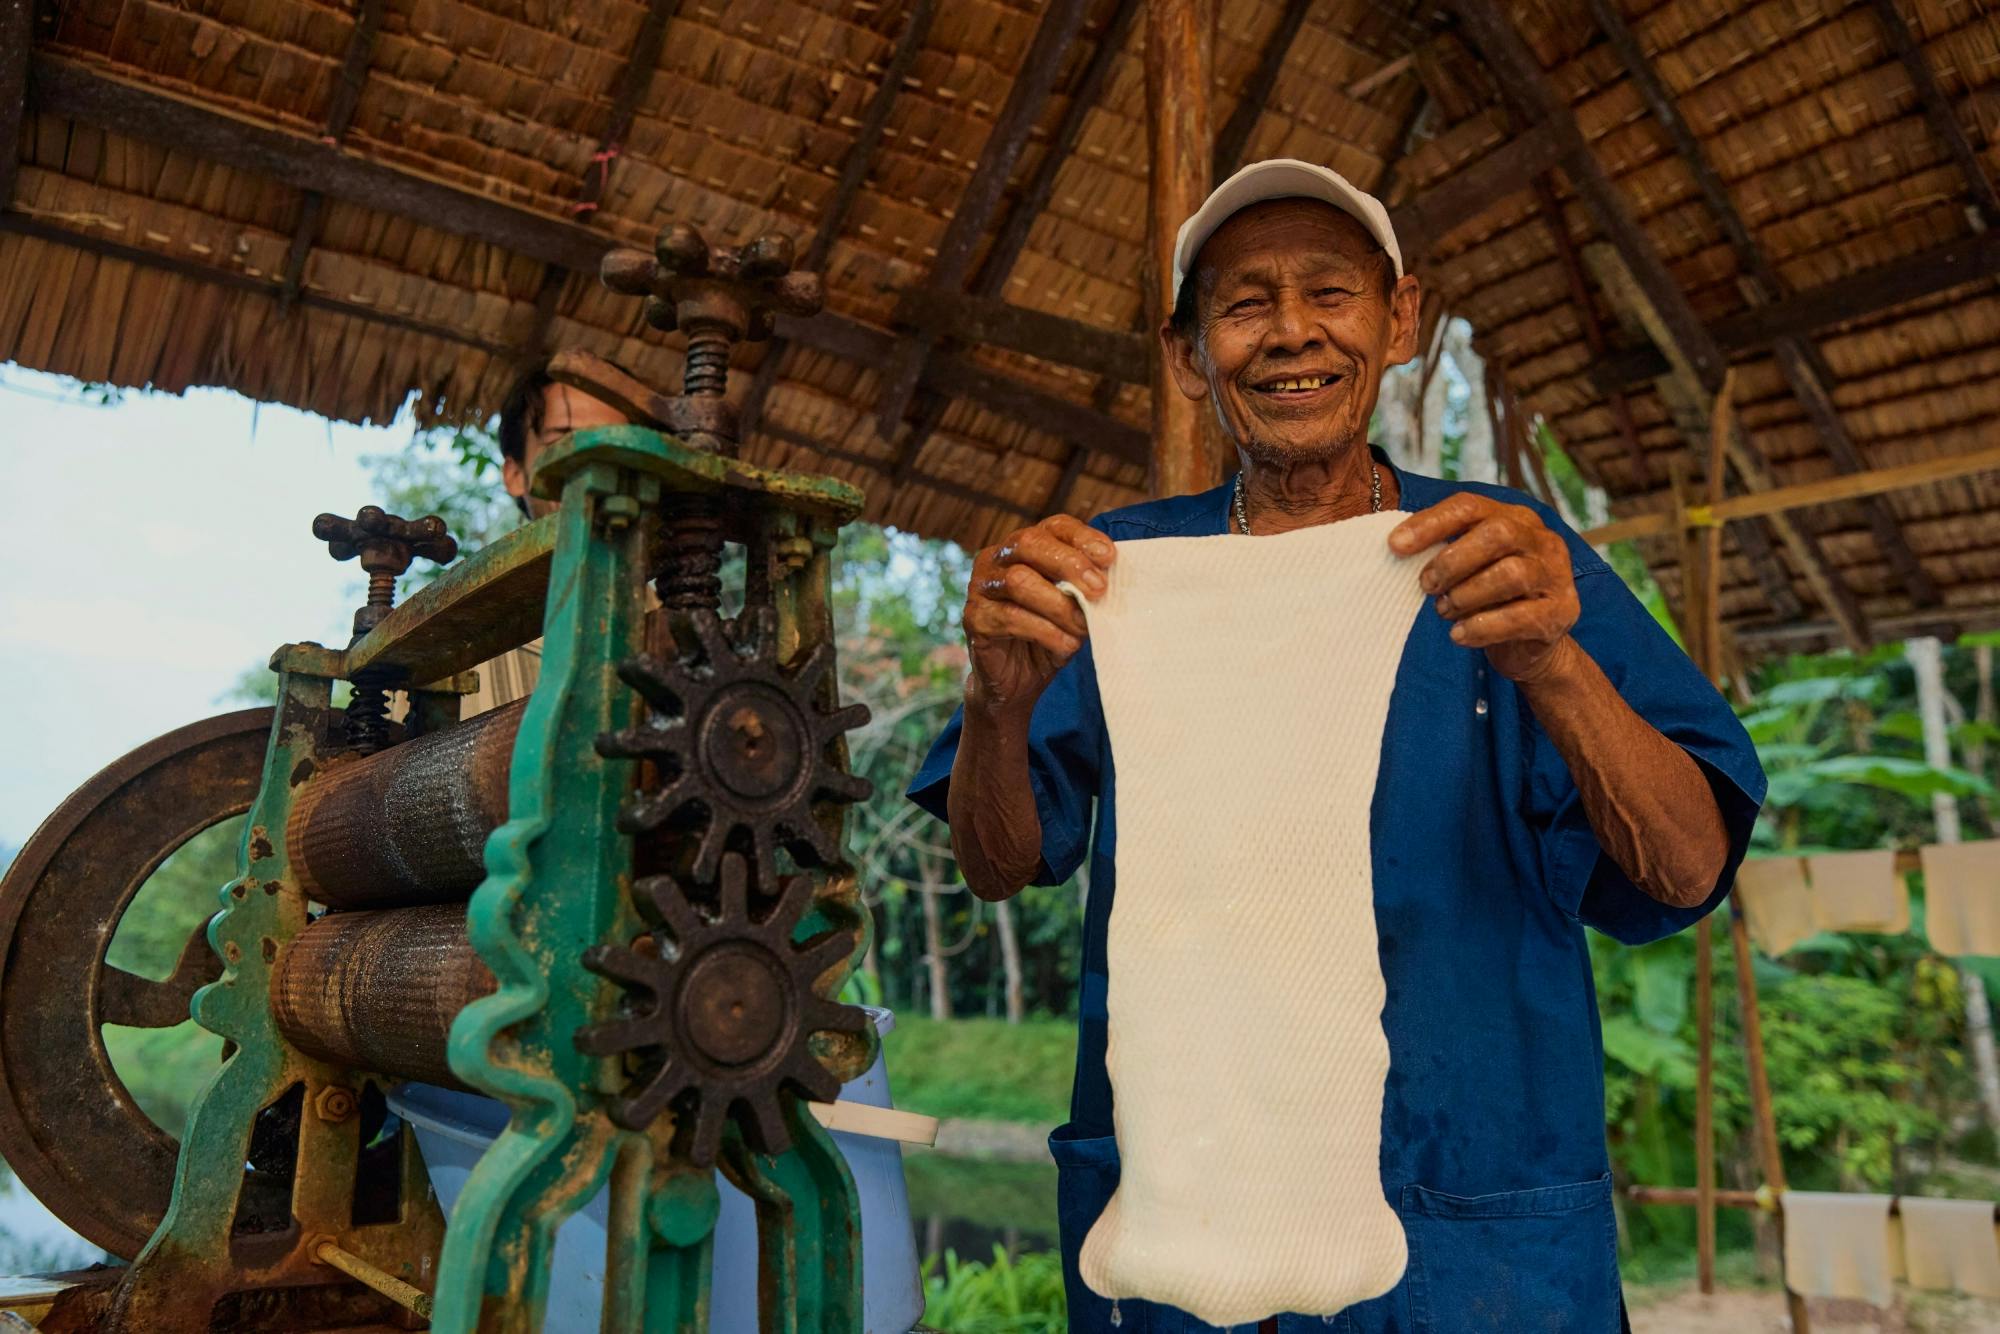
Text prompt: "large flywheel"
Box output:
[[0, 708, 272, 1258]]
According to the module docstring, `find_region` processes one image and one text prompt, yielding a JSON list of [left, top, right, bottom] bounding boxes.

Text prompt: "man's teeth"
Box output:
[[1264, 376, 1330, 391]]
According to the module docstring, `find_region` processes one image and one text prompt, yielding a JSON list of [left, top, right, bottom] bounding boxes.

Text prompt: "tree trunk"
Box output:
[[1909, 635, 2000, 1134], [919, 853, 952, 1022], [994, 895, 1025, 1024], [1449, 323, 1497, 484]]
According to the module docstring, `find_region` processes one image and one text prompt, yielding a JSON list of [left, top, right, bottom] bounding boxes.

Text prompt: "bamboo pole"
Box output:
[[1144, 0, 1227, 499], [1908, 636, 2000, 1135], [1675, 372, 1808, 1329], [1581, 439, 2000, 547]]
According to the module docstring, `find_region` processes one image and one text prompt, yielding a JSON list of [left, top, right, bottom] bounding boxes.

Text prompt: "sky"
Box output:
[[0, 367, 415, 850]]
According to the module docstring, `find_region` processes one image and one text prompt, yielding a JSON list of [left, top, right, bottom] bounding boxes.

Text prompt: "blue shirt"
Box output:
[[906, 449, 1766, 1334]]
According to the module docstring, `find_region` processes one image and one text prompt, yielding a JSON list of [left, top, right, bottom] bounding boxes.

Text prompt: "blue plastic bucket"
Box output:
[[386, 1006, 923, 1333]]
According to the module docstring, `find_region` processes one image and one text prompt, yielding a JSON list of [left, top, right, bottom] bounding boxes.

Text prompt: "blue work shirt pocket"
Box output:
[[1397, 1173, 1619, 1333], [1051, 1125, 1198, 1334]]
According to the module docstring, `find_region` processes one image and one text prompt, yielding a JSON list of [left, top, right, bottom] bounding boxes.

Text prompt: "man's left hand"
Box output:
[[1387, 494, 1580, 684]]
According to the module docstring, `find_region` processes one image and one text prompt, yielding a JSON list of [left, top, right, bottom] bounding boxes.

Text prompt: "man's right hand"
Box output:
[[962, 515, 1117, 719]]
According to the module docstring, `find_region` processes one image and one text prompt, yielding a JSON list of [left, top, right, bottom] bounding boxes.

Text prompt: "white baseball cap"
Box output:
[[1171, 158, 1403, 305]]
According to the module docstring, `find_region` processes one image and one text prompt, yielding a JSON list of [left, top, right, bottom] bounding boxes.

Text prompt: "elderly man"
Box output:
[[905, 160, 1764, 1331]]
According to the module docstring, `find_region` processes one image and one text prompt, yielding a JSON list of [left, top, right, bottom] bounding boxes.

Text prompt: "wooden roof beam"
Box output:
[[1448, 0, 1861, 644], [1393, 122, 1558, 257], [1583, 432, 2000, 546], [1589, 243, 1856, 642], [741, 0, 936, 438], [1443, 0, 1726, 385], [888, 0, 1139, 488], [23, 54, 1146, 471], [1211, 0, 1314, 180], [0, 212, 522, 358], [1531, 177, 1650, 491], [872, 0, 1095, 441], [1866, 0, 2000, 226], [0, 0, 30, 210], [885, 128, 1563, 392], [1592, 229, 2000, 392], [277, 0, 385, 312], [1585, 0, 1937, 607], [521, 0, 681, 356], [973, 0, 1138, 299]]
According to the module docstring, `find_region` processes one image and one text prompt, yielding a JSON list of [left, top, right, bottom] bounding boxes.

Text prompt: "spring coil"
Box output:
[[655, 498, 724, 611], [344, 679, 391, 756], [682, 330, 731, 400]]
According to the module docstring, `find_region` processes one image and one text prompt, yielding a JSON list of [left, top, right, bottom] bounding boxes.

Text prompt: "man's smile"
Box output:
[[1247, 369, 1346, 404]]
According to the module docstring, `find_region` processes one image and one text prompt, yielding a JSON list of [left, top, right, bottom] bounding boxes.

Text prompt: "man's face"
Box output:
[[1163, 199, 1422, 466], [503, 382, 630, 518]]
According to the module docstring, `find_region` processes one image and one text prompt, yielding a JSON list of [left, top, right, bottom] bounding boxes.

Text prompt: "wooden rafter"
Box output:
[[1531, 177, 1650, 491], [974, 0, 1138, 300], [1393, 122, 1558, 257], [1586, 0, 1939, 608], [741, 0, 935, 439], [0, 212, 522, 357], [1591, 229, 2000, 392], [760, 423, 1036, 520], [872, 0, 1095, 440], [277, 0, 385, 310], [1583, 431, 2000, 547], [0, 0, 32, 210], [1867, 0, 2000, 225], [1448, 0, 1864, 645], [520, 0, 681, 356], [2, 208, 1149, 512], [1589, 242, 1863, 646], [887, 0, 1138, 487], [23, 53, 1149, 474], [1444, 0, 1725, 385], [1211, 0, 1314, 180]]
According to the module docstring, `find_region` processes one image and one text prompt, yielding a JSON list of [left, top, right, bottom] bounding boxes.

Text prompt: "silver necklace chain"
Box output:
[[1233, 462, 1380, 534]]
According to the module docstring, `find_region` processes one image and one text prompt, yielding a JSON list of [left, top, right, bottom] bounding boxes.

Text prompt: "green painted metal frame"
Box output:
[[106, 659, 447, 1331], [112, 425, 877, 1332]]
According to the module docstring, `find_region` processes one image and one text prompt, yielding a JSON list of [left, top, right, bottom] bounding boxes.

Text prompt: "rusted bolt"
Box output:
[[600, 494, 641, 533], [775, 535, 813, 572], [313, 1085, 357, 1123]]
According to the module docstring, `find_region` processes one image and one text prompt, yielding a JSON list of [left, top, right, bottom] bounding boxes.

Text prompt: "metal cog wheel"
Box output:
[[597, 605, 872, 885], [575, 852, 867, 1165]]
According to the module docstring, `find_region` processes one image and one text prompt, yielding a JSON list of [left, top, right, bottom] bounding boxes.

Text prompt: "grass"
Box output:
[[882, 1016, 1075, 1125]]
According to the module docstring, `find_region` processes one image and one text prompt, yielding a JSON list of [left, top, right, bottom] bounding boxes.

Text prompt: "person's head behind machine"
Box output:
[[1161, 159, 1423, 470], [497, 358, 634, 518]]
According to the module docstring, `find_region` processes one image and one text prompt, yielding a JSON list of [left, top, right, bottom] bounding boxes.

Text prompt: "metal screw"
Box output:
[[600, 494, 642, 532], [313, 1085, 357, 1123], [312, 507, 458, 754]]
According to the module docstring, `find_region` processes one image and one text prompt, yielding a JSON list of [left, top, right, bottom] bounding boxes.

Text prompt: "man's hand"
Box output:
[[1387, 494, 1580, 684], [963, 515, 1116, 719]]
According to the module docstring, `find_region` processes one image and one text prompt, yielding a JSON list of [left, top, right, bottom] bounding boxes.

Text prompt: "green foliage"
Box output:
[[100, 817, 239, 1134], [362, 423, 519, 589], [920, 1246, 1067, 1334], [881, 1017, 1076, 1125]]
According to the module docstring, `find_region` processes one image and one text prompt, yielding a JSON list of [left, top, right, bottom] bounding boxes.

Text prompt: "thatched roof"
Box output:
[[1, 0, 1995, 656]]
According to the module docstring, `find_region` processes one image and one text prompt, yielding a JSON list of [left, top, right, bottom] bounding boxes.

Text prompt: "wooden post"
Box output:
[[1145, 0, 1226, 499], [1680, 371, 1808, 1328]]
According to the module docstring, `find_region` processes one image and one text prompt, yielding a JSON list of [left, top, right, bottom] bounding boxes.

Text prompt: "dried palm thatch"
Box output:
[[0, 0, 1994, 654]]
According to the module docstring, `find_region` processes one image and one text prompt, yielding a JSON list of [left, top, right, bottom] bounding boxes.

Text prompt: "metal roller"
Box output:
[[287, 698, 526, 908], [270, 905, 494, 1088]]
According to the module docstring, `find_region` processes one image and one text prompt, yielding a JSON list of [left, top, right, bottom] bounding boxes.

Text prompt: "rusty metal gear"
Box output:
[[596, 605, 872, 886], [575, 853, 867, 1165], [0, 709, 271, 1257]]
